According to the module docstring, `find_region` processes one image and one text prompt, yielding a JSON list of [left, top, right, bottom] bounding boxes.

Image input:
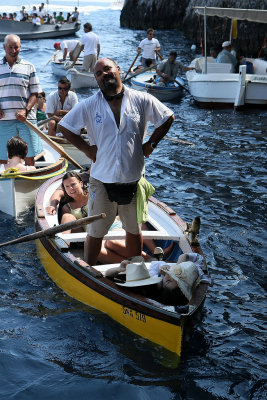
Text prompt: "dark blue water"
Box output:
[[0, 2, 266, 399]]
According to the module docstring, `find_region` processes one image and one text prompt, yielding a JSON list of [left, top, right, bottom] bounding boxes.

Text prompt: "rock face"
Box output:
[[120, 0, 267, 58]]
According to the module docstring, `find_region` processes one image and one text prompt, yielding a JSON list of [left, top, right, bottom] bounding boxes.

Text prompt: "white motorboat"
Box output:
[[186, 7, 267, 108], [66, 68, 98, 89], [0, 140, 68, 218], [0, 19, 80, 40], [131, 72, 185, 102]]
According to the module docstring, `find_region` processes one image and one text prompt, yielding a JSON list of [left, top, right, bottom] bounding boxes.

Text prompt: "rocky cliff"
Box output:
[[120, 0, 267, 58]]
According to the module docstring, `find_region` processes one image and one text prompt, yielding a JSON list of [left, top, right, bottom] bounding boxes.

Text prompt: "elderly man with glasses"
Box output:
[[46, 77, 78, 137]]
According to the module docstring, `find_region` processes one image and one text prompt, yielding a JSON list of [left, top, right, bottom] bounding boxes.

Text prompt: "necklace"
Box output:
[[102, 86, 124, 101]]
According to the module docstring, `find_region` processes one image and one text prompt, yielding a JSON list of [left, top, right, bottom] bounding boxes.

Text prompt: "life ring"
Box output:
[[55, 24, 61, 30]]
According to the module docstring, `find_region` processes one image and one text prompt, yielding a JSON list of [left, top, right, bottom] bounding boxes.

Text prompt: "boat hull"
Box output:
[[66, 68, 98, 89], [0, 141, 68, 217], [51, 54, 83, 77], [131, 72, 184, 101], [187, 57, 267, 106], [34, 175, 208, 362], [0, 20, 80, 40]]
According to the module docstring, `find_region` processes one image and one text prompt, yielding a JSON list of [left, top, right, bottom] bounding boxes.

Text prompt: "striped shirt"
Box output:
[[0, 56, 41, 121]]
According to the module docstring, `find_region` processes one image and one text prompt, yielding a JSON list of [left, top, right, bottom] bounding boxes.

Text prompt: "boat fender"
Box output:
[[55, 24, 61, 29], [75, 22, 80, 28]]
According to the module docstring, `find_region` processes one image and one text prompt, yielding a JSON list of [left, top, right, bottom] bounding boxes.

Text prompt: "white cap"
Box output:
[[222, 41, 231, 48]]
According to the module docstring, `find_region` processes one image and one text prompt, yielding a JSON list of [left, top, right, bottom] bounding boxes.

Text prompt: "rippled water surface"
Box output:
[[0, 2, 266, 399]]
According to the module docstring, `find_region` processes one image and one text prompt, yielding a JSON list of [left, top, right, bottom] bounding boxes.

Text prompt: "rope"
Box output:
[[0, 162, 68, 180]]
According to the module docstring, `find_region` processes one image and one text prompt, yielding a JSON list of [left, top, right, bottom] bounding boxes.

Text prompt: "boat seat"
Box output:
[[56, 230, 183, 243], [202, 62, 233, 73]]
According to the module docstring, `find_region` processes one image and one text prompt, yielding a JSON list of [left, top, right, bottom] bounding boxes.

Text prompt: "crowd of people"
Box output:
[[0, 4, 79, 25]]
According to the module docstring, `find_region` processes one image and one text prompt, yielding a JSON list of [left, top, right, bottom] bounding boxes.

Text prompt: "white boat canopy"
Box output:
[[193, 7, 267, 24]]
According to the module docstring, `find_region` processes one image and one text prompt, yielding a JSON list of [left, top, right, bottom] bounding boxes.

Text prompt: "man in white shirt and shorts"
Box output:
[[58, 58, 174, 266], [80, 22, 100, 72], [137, 28, 161, 67]]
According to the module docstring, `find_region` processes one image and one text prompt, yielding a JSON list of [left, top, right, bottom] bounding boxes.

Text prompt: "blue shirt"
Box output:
[[216, 49, 237, 70]]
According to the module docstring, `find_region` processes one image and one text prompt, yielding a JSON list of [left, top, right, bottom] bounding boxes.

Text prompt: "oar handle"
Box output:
[[155, 50, 164, 61], [24, 120, 82, 170], [124, 53, 139, 80], [0, 214, 106, 248]]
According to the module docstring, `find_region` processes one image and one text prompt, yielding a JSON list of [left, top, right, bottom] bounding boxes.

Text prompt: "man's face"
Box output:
[[4, 37, 21, 61], [169, 55, 176, 64], [58, 83, 70, 96], [94, 59, 121, 92], [147, 31, 154, 40]]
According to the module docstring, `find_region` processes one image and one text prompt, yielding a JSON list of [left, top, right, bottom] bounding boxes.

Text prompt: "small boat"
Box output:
[[35, 174, 209, 364], [186, 7, 267, 108], [0, 141, 68, 218], [51, 53, 83, 77], [66, 68, 98, 89], [131, 72, 185, 101], [0, 19, 80, 40]]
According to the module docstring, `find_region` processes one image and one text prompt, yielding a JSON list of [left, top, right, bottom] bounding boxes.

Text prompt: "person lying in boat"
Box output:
[[156, 51, 195, 86], [105, 257, 201, 305], [60, 171, 89, 234], [3, 137, 36, 172]]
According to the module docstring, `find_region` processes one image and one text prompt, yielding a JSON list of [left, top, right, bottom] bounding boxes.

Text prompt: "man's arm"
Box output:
[[58, 124, 97, 162], [97, 43, 100, 58], [16, 93, 37, 122], [142, 114, 175, 158]]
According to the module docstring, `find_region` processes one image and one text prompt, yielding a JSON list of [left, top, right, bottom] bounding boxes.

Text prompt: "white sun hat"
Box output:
[[160, 261, 200, 300], [116, 261, 162, 287]]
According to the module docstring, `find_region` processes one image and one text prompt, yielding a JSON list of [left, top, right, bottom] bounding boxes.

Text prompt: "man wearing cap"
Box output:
[[54, 40, 81, 62], [216, 41, 237, 72]]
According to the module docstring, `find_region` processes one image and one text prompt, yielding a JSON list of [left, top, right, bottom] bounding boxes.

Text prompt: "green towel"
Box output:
[[137, 177, 155, 224]]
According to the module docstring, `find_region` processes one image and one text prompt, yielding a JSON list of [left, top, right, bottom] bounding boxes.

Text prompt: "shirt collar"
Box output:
[[2, 56, 21, 64]]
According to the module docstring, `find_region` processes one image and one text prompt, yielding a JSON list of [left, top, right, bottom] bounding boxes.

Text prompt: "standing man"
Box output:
[[58, 58, 174, 266], [156, 51, 195, 85], [46, 77, 78, 137], [79, 22, 100, 72], [53, 40, 81, 62], [216, 41, 237, 72], [0, 34, 43, 166], [137, 28, 161, 67]]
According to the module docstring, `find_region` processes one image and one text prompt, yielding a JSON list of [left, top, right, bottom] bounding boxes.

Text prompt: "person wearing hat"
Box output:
[[105, 256, 200, 304], [216, 41, 237, 72], [54, 40, 81, 62]]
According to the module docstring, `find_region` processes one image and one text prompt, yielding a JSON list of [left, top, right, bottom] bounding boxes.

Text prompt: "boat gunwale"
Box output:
[[0, 157, 67, 179]]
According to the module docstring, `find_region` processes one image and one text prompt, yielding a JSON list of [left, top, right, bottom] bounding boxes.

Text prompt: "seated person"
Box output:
[[32, 13, 41, 25], [56, 11, 65, 24], [105, 256, 201, 305], [210, 46, 219, 59], [60, 171, 89, 234], [216, 41, 237, 72], [3, 137, 36, 172], [35, 91, 47, 123], [156, 51, 195, 86], [46, 77, 78, 137]]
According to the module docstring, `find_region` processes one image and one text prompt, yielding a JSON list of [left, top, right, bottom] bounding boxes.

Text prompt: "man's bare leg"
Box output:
[[48, 120, 57, 137], [125, 231, 143, 259], [84, 235, 103, 266]]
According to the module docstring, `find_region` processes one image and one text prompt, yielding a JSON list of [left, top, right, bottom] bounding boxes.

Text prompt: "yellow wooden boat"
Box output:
[[35, 174, 209, 365]]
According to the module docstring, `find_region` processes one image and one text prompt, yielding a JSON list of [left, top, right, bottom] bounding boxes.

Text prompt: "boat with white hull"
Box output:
[[66, 68, 98, 89], [186, 7, 267, 108], [0, 19, 80, 40], [51, 54, 83, 77]]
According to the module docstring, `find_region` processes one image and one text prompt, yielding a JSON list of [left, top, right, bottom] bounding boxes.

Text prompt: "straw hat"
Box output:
[[117, 261, 162, 287], [160, 261, 200, 300]]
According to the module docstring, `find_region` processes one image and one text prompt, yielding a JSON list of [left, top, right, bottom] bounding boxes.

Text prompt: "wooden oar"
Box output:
[[124, 53, 140, 80], [123, 63, 158, 83], [40, 50, 60, 72], [24, 120, 82, 170], [146, 132, 194, 146], [155, 50, 190, 93], [0, 214, 106, 248]]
